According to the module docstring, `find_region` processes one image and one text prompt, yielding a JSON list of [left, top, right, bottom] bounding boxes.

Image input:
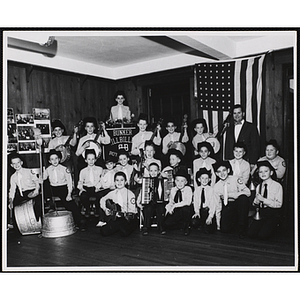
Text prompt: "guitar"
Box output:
[[55, 120, 83, 163], [169, 114, 188, 156], [82, 121, 105, 160]]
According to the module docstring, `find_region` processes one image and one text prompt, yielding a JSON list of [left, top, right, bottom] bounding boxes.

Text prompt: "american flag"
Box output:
[[194, 54, 266, 155]]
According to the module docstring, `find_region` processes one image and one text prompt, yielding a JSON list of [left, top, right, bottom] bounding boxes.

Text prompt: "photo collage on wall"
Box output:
[[7, 108, 52, 154]]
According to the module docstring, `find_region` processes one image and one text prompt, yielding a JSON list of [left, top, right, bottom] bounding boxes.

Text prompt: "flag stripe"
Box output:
[[195, 54, 266, 156]]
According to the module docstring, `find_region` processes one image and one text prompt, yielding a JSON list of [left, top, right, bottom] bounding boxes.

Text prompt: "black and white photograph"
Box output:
[[1, 28, 298, 277], [7, 143, 18, 153], [7, 123, 17, 143], [16, 125, 35, 141], [7, 108, 15, 123], [33, 108, 51, 120], [15, 113, 34, 124], [18, 141, 37, 153], [34, 120, 51, 137]]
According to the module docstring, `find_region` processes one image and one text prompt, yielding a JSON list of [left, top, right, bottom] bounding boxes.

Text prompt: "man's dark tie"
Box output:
[[234, 121, 242, 125], [263, 183, 268, 198], [174, 189, 183, 203], [201, 187, 205, 209]]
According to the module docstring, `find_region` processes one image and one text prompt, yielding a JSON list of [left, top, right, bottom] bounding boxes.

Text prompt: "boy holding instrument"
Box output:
[[8, 152, 41, 226], [248, 160, 283, 240], [131, 113, 161, 156], [137, 162, 166, 236], [99, 171, 138, 237], [75, 117, 110, 170]]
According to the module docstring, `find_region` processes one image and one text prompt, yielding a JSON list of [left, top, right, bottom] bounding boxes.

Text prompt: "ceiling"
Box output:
[[4, 30, 295, 80]]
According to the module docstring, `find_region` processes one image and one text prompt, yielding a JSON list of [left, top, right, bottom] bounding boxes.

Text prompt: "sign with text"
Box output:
[[104, 127, 136, 158]]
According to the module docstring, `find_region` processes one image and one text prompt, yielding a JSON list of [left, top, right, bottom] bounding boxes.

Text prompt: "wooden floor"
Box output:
[[4, 215, 296, 271]]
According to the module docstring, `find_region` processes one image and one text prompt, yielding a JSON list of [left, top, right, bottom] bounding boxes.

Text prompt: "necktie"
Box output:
[[263, 183, 268, 198], [201, 187, 205, 209], [235, 161, 240, 175], [53, 168, 58, 184], [223, 182, 228, 206], [89, 168, 94, 185], [174, 189, 183, 203], [118, 105, 123, 120], [117, 190, 123, 206], [261, 183, 268, 208], [17, 172, 23, 197]]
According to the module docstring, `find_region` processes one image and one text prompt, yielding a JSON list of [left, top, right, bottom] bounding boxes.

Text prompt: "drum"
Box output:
[[82, 140, 102, 160], [42, 211, 76, 238], [206, 137, 220, 154], [169, 141, 186, 156], [55, 144, 71, 163], [14, 199, 42, 235]]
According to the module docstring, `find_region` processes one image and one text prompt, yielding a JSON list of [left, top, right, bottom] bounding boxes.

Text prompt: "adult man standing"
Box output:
[[224, 104, 260, 170]]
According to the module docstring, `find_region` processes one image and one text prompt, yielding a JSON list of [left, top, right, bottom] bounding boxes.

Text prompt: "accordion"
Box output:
[[141, 177, 172, 205]]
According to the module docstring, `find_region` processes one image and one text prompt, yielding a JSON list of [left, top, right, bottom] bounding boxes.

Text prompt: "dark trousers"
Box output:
[[164, 205, 192, 230], [51, 185, 83, 226], [80, 186, 101, 213], [97, 188, 113, 222], [220, 195, 249, 234], [143, 202, 165, 231], [248, 208, 280, 240], [191, 207, 215, 233], [100, 216, 138, 237], [14, 189, 41, 221]]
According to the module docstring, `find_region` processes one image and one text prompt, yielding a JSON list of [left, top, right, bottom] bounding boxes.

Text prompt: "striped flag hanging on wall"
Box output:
[[194, 54, 266, 136]]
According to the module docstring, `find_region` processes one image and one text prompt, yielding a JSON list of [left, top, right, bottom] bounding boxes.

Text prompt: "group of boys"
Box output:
[[8, 111, 283, 240]]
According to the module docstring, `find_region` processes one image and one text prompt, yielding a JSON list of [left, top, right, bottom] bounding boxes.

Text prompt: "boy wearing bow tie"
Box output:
[[164, 169, 193, 236]]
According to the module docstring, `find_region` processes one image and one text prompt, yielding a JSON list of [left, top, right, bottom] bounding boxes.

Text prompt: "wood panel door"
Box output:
[[146, 80, 190, 128]]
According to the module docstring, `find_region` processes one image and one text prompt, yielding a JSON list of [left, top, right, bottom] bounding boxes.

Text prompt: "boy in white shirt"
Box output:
[[191, 168, 220, 233], [77, 149, 103, 217], [164, 169, 193, 236], [100, 171, 138, 236]]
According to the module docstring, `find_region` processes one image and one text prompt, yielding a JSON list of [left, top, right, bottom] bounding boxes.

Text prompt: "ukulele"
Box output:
[[169, 114, 188, 156]]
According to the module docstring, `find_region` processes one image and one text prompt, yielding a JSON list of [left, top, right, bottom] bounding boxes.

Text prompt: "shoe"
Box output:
[[90, 211, 95, 216], [160, 230, 166, 235], [79, 220, 87, 232], [184, 228, 190, 236], [96, 221, 107, 227], [142, 230, 149, 236]]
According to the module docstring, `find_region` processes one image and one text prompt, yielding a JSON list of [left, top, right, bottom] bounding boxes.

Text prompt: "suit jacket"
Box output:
[[224, 121, 260, 165]]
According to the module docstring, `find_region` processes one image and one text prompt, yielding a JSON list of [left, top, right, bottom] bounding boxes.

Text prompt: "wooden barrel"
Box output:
[[14, 199, 42, 235], [42, 211, 76, 238]]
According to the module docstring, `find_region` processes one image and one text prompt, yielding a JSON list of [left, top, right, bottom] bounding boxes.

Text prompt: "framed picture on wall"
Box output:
[[15, 114, 34, 124], [7, 143, 18, 153], [7, 123, 17, 143], [7, 108, 14, 123], [17, 125, 35, 141], [18, 141, 37, 153], [33, 108, 50, 120], [34, 120, 51, 137]]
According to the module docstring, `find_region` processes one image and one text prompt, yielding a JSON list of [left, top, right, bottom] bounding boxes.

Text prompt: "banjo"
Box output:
[[81, 121, 105, 160], [55, 120, 83, 163], [169, 114, 188, 156]]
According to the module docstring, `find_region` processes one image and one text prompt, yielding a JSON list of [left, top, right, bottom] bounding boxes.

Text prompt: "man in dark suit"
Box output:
[[224, 104, 260, 170]]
